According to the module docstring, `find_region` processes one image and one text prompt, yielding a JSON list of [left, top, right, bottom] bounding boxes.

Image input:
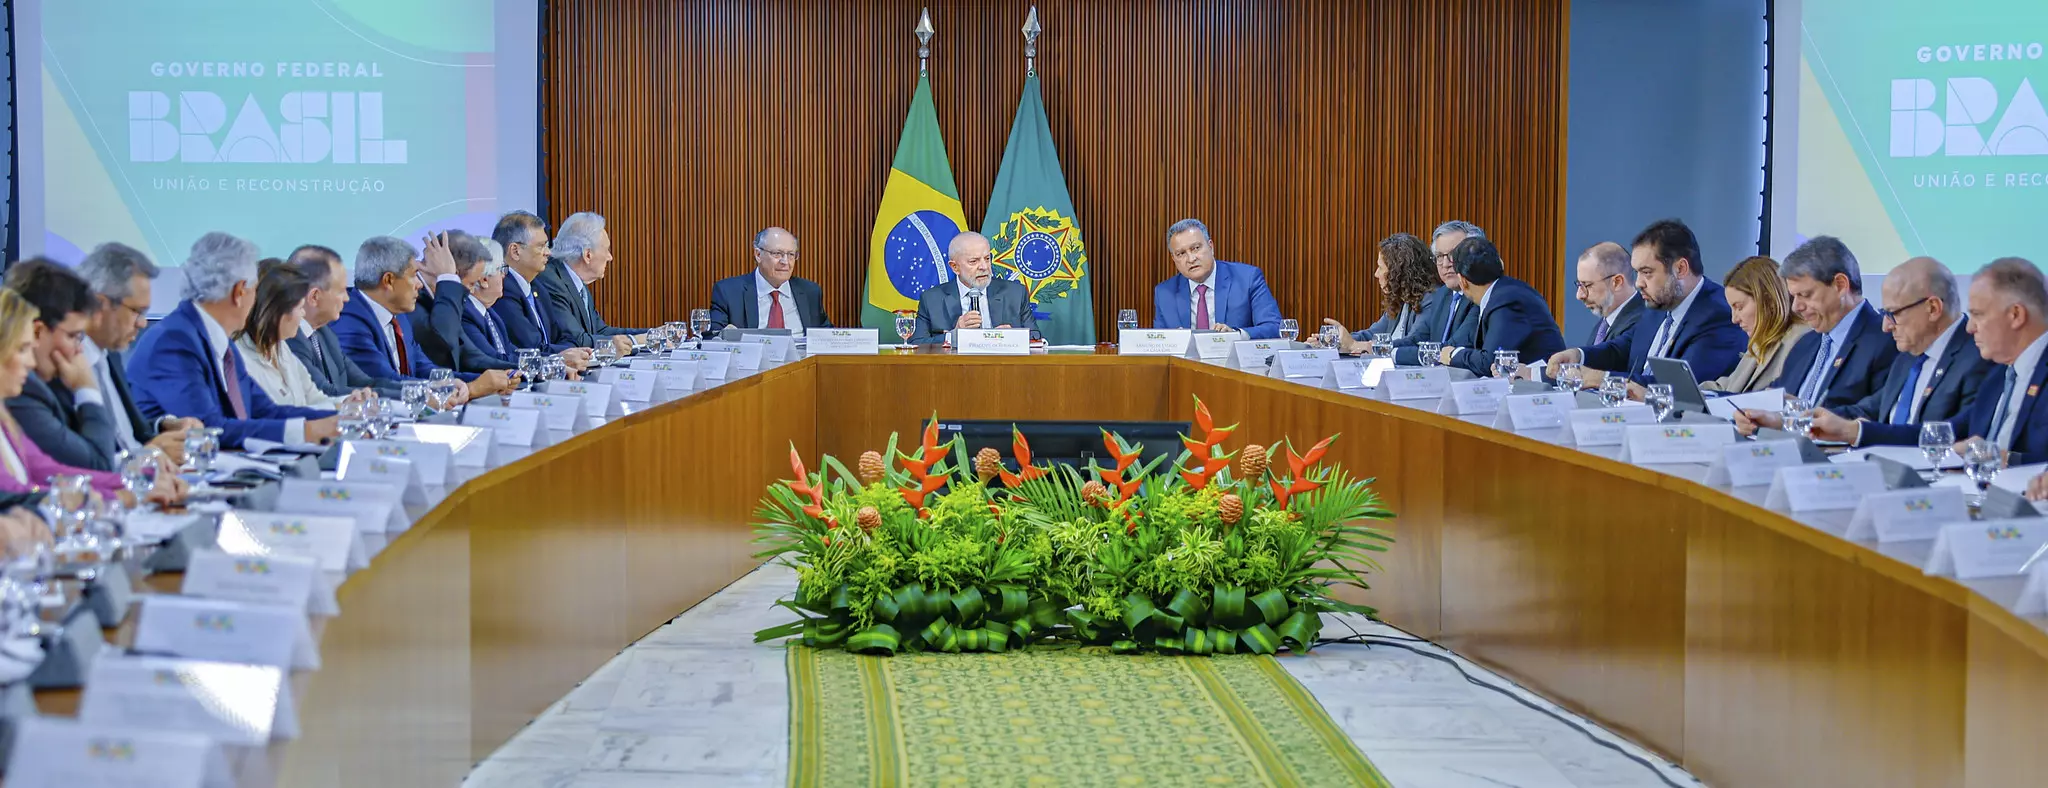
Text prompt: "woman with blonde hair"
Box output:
[[1702, 256, 1812, 393]]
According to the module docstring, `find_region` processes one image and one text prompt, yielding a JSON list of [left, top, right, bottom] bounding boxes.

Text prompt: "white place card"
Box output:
[[461, 404, 545, 447], [593, 367, 657, 402], [677, 348, 734, 381], [507, 390, 588, 433], [1120, 328, 1192, 356], [698, 340, 765, 374], [1267, 348, 1337, 381], [1703, 387, 1787, 420], [1925, 519, 2048, 579], [1321, 358, 1375, 393], [133, 595, 318, 671], [125, 511, 208, 544], [1227, 339, 1295, 372], [1845, 486, 1968, 542], [273, 478, 405, 535], [806, 327, 881, 355], [5, 717, 232, 788], [1566, 405, 1656, 446], [1186, 331, 1237, 362], [1619, 422, 1735, 464], [1704, 439, 1805, 487], [80, 655, 295, 745], [215, 511, 365, 574], [1373, 366, 1452, 401], [182, 549, 330, 617], [956, 328, 1033, 355], [1763, 461, 1888, 511], [1437, 378, 1510, 415], [628, 358, 703, 396], [394, 423, 498, 469], [2018, 562, 2048, 616], [544, 380, 617, 422], [342, 439, 453, 486], [335, 447, 426, 506], [1492, 391, 1576, 431], [743, 333, 797, 365]]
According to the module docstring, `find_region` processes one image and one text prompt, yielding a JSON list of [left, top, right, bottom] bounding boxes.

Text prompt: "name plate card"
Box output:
[[1763, 461, 1888, 511], [133, 595, 318, 671], [507, 390, 588, 433], [1267, 348, 1337, 380], [80, 655, 295, 745], [182, 549, 332, 617], [593, 367, 657, 402], [806, 328, 881, 355], [1704, 439, 1805, 487], [744, 333, 797, 365], [698, 340, 765, 375], [1321, 358, 1375, 394], [1845, 486, 1969, 542], [1227, 339, 1294, 372], [1492, 391, 1576, 431], [629, 358, 703, 397], [544, 380, 617, 422], [1373, 366, 1452, 401], [1120, 329, 1192, 356], [6, 717, 233, 788], [342, 439, 452, 486], [1925, 519, 2048, 579], [272, 478, 404, 535], [1437, 378, 1510, 415], [2018, 561, 2048, 616], [215, 512, 366, 574], [461, 404, 546, 447], [677, 348, 734, 381], [335, 446, 426, 506], [956, 328, 1033, 355], [394, 423, 497, 469], [1187, 331, 1237, 362], [1619, 423, 1735, 464], [1566, 405, 1656, 446]]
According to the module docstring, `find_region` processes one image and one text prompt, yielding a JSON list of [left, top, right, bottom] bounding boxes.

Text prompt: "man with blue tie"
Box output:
[[1770, 236, 1898, 409], [536, 211, 643, 356], [1959, 258, 2048, 463], [329, 236, 513, 400], [125, 232, 341, 449], [1803, 257, 1989, 446], [1150, 219, 1283, 339], [432, 231, 517, 373], [1547, 219, 1747, 387], [708, 227, 833, 332], [462, 250, 521, 368], [1387, 220, 1485, 365], [490, 211, 589, 362], [1436, 237, 1566, 375]]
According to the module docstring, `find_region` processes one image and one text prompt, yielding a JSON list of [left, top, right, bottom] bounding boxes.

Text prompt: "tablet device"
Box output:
[[1647, 356, 1710, 414]]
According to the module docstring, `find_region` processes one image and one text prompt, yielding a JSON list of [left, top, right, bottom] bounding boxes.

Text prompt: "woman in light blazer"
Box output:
[[235, 260, 351, 409], [1703, 256, 1811, 393]]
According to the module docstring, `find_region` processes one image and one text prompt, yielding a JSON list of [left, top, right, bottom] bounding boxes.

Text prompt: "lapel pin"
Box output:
[[2031, 385, 2040, 398], [1833, 357, 1845, 368]]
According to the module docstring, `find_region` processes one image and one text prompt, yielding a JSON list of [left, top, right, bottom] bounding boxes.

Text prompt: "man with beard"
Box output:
[[1547, 218, 1747, 387], [909, 232, 1038, 344]]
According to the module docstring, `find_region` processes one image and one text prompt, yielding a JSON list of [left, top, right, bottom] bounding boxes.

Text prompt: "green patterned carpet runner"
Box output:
[[788, 645, 1389, 787]]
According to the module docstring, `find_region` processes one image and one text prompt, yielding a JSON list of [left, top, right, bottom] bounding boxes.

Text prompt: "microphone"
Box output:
[[968, 288, 985, 316]]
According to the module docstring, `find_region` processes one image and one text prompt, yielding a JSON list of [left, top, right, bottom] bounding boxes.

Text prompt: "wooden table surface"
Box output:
[[41, 351, 2047, 787]]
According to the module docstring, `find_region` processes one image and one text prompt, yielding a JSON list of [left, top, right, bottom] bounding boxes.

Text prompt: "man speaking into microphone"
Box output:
[[910, 232, 1040, 345]]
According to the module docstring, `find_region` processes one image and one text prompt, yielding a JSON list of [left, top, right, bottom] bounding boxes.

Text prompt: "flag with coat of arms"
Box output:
[[980, 71, 1095, 345]]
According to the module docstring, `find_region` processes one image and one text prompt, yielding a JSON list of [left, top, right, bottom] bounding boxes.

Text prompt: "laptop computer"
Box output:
[[1646, 356, 1710, 414]]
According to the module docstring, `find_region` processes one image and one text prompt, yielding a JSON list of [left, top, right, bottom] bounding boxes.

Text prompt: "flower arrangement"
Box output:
[[751, 397, 1394, 655]]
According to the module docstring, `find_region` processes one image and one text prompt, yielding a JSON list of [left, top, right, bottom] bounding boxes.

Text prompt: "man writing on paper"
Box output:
[[1767, 236, 1898, 410], [1546, 219, 1746, 389], [709, 227, 832, 333], [1150, 218, 1282, 339], [1384, 221, 1486, 365], [1433, 237, 1565, 375], [1956, 258, 2048, 464], [910, 232, 1038, 344]]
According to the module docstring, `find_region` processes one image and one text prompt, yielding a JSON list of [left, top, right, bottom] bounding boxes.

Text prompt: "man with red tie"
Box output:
[[1150, 218, 1283, 340], [708, 227, 832, 333]]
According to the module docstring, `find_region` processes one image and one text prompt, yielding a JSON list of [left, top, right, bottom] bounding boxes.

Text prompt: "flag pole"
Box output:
[[916, 8, 934, 74], [1023, 6, 1041, 77]]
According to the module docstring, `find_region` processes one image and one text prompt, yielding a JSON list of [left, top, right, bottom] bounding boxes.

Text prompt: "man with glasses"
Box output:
[[73, 244, 201, 464], [1798, 257, 1988, 446], [1386, 220, 1484, 365], [1573, 241, 1643, 346], [1769, 235, 1898, 410], [709, 226, 833, 332]]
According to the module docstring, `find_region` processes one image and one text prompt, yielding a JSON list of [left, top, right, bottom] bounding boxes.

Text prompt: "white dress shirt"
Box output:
[[1994, 330, 2048, 448], [81, 336, 156, 452], [1604, 292, 1638, 329], [1799, 299, 1866, 401], [1451, 285, 1496, 367], [234, 335, 343, 409], [1186, 269, 1249, 339], [195, 309, 305, 444], [754, 271, 802, 330]]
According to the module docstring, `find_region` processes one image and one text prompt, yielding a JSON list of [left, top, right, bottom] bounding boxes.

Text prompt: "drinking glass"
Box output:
[[1962, 438, 2004, 506], [1920, 421, 1956, 469], [336, 398, 367, 439], [1556, 362, 1584, 392], [1117, 309, 1139, 333], [690, 308, 713, 340], [1491, 350, 1520, 378], [516, 350, 543, 388], [43, 475, 99, 574], [426, 369, 459, 412], [591, 344, 617, 367], [1318, 324, 1342, 349], [1598, 375, 1629, 407], [1279, 319, 1300, 342], [184, 428, 221, 473], [402, 380, 430, 417], [1781, 396, 1814, 439], [1370, 333, 1393, 359], [1646, 383, 1676, 422], [895, 316, 916, 350], [545, 355, 568, 381], [1417, 341, 1442, 367]]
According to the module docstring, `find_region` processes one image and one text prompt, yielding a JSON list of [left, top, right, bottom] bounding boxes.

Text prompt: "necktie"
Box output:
[[484, 310, 507, 355], [308, 330, 327, 368], [390, 317, 413, 376], [1991, 367, 2020, 446], [1441, 294, 1462, 342], [526, 286, 549, 336], [768, 291, 786, 329], [1798, 335, 1835, 402], [1593, 316, 1610, 345], [1889, 356, 1926, 424], [220, 347, 249, 419], [1643, 314, 1676, 374], [1194, 285, 1211, 330]]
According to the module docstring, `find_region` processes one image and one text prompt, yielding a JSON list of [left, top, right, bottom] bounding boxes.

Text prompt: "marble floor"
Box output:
[[465, 564, 1703, 788]]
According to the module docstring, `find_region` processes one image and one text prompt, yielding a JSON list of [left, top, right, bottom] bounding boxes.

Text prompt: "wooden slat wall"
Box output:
[[543, 0, 1567, 336]]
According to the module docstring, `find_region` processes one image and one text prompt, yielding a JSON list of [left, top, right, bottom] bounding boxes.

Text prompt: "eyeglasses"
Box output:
[[755, 247, 798, 262], [112, 298, 150, 316], [1878, 297, 1932, 323], [1573, 274, 1624, 293]]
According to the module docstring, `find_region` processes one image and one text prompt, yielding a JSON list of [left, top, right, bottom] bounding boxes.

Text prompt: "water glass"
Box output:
[[1318, 324, 1342, 349], [591, 344, 617, 367], [402, 380, 430, 417], [184, 428, 222, 473], [545, 355, 568, 381], [1417, 341, 1442, 367], [1117, 309, 1139, 333], [895, 316, 917, 349], [1279, 319, 1300, 342], [1962, 438, 2004, 505], [1556, 362, 1584, 392], [1491, 349, 1520, 378], [1781, 396, 1814, 439], [1370, 333, 1393, 359], [1646, 384, 1676, 422], [690, 308, 713, 340], [1920, 421, 1956, 468], [1598, 375, 1629, 407]]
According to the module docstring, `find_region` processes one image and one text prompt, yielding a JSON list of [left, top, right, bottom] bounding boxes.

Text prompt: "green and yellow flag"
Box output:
[[982, 72, 1094, 345], [863, 73, 970, 331]]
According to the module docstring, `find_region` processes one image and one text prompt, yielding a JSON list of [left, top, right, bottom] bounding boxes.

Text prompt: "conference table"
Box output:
[[35, 349, 2048, 788]]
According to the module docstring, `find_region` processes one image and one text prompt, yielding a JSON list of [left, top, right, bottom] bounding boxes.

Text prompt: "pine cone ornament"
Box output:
[[1219, 493, 1244, 525], [975, 447, 1003, 481], [857, 451, 886, 485], [1238, 443, 1269, 479], [1081, 480, 1111, 507], [856, 506, 882, 532]]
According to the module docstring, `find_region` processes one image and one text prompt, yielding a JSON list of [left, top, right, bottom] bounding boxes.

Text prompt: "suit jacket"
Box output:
[[1702, 324, 1812, 394], [332, 289, 439, 383], [1151, 261, 1284, 340], [1770, 301, 1899, 410], [536, 259, 641, 348], [6, 374, 119, 471], [1965, 357, 2048, 464], [1579, 278, 1747, 385], [1837, 319, 1991, 447], [493, 272, 575, 352], [1451, 278, 1568, 376], [911, 279, 1040, 344], [1355, 302, 1419, 342], [288, 325, 403, 400], [408, 281, 498, 375], [102, 349, 160, 445], [125, 300, 333, 449], [462, 299, 520, 369], [709, 274, 831, 330], [1390, 286, 1480, 366], [1587, 295, 1647, 346]]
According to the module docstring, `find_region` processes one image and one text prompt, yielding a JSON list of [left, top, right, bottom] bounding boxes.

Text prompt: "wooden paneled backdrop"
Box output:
[[543, 0, 1568, 335]]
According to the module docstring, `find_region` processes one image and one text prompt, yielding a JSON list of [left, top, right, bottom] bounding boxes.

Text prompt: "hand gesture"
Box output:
[[419, 232, 456, 278], [955, 311, 983, 330], [53, 346, 98, 392]]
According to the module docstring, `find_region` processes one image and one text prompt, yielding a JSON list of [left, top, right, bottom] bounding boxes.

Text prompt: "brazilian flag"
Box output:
[[864, 72, 969, 332], [981, 72, 1094, 345]]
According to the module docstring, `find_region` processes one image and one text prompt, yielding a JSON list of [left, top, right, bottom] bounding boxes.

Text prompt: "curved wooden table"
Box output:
[[244, 353, 2048, 787]]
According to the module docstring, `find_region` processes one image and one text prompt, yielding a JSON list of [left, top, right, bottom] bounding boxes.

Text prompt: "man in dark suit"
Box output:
[[1548, 218, 1748, 387], [537, 211, 643, 355], [1573, 241, 1644, 346], [285, 245, 402, 399], [328, 236, 513, 400], [1150, 218, 1283, 339], [1388, 221, 1485, 365], [126, 232, 341, 449], [911, 232, 1039, 344], [1770, 235, 1899, 409], [489, 211, 584, 356], [1803, 258, 1989, 447], [424, 231, 513, 373], [709, 227, 832, 332], [3, 260, 122, 470], [461, 260, 520, 368], [1960, 258, 2048, 464], [75, 242, 197, 461], [1437, 238, 1566, 376]]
